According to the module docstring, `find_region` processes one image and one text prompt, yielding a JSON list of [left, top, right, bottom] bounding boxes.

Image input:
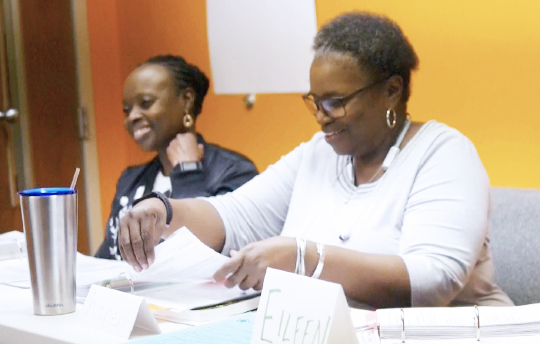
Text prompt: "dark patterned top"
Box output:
[[95, 135, 258, 260]]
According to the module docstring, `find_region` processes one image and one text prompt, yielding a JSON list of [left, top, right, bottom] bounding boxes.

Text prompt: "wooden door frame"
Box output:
[[72, 0, 103, 255], [2, 0, 103, 254], [2, 0, 33, 191]]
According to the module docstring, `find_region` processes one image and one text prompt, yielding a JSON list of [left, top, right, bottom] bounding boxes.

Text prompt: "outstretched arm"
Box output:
[[213, 237, 411, 309], [118, 198, 225, 271]]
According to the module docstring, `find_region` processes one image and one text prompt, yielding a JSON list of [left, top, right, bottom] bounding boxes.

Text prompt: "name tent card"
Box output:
[[80, 284, 161, 339], [252, 268, 358, 344]]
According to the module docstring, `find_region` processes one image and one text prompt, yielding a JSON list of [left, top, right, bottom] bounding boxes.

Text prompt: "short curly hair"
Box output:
[[144, 55, 210, 117], [314, 12, 418, 102]]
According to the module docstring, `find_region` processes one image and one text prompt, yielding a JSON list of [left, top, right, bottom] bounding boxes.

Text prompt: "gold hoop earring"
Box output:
[[386, 108, 397, 129], [183, 113, 194, 128]]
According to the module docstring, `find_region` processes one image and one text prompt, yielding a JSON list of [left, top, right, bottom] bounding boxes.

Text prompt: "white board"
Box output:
[[207, 0, 317, 94]]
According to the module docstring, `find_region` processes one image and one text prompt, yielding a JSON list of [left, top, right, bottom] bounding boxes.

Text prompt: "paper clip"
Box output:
[[401, 308, 405, 343], [13, 239, 24, 260], [105, 273, 135, 294], [14, 239, 23, 255], [474, 305, 480, 341], [120, 272, 135, 294]]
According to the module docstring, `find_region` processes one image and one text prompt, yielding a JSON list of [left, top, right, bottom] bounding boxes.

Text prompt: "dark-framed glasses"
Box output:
[[302, 79, 385, 119]]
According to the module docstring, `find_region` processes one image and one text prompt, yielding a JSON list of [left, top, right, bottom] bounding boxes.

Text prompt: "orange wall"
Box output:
[[87, 0, 540, 229], [87, 0, 127, 226]]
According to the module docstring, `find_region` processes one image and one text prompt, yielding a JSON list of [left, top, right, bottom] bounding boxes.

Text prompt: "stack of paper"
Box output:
[[76, 227, 260, 323], [127, 227, 260, 324]]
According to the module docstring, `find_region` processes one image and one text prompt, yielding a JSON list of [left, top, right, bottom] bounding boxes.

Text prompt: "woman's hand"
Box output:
[[166, 132, 204, 167], [118, 198, 167, 271], [213, 236, 297, 291]]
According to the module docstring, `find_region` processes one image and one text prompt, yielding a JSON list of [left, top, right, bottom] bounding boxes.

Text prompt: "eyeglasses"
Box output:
[[302, 79, 385, 119]]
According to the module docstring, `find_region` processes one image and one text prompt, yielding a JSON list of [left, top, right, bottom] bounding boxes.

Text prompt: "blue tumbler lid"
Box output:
[[19, 187, 77, 196]]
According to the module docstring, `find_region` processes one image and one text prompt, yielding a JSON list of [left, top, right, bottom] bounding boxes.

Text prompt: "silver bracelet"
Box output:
[[311, 242, 325, 279], [295, 238, 301, 274], [295, 238, 306, 275]]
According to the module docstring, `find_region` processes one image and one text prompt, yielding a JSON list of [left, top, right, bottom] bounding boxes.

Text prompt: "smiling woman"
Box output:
[[116, 14, 513, 309], [95, 55, 258, 260]]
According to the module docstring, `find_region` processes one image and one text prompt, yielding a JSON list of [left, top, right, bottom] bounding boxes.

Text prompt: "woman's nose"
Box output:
[[315, 108, 332, 125], [126, 108, 142, 122], [124, 109, 142, 129]]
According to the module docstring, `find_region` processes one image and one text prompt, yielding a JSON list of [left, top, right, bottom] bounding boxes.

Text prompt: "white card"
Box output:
[[80, 284, 161, 339], [252, 268, 358, 344]]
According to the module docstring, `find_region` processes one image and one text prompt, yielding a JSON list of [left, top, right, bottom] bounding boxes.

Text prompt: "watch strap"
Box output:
[[132, 191, 173, 225]]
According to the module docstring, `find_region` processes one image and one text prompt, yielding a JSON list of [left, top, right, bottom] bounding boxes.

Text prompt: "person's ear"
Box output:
[[181, 87, 196, 114], [385, 75, 404, 107]]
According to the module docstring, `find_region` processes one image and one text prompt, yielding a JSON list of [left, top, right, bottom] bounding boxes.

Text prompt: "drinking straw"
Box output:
[[70, 168, 80, 190]]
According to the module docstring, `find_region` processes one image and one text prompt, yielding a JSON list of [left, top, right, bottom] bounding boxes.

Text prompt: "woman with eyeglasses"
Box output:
[[116, 14, 512, 308], [95, 55, 258, 260]]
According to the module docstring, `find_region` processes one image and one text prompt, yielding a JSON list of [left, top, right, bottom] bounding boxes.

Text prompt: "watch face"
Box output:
[[181, 161, 202, 171]]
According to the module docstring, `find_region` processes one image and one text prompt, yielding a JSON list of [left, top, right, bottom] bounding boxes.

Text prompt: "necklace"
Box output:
[[361, 160, 384, 185], [339, 118, 412, 241]]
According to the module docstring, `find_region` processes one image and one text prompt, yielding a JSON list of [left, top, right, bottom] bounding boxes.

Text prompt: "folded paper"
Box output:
[[79, 284, 161, 339]]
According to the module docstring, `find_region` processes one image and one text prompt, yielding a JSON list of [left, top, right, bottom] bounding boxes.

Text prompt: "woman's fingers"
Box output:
[[140, 211, 157, 267], [119, 212, 141, 271], [229, 251, 265, 290], [214, 246, 268, 290], [118, 198, 166, 270], [253, 279, 264, 291], [213, 250, 243, 284], [167, 132, 201, 166], [198, 143, 204, 159], [238, 271, 262, 291]]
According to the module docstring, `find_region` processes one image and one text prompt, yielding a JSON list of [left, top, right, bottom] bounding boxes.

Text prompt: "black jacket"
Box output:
[[95, 136, 258, 259]]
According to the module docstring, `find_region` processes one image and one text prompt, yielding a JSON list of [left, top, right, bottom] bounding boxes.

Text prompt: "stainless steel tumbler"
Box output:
[[19, 187, 77, 316]]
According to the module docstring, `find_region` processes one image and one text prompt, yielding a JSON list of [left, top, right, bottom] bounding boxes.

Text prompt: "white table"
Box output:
[[4, 282, 540, 344], [0, 284, 189, 344]]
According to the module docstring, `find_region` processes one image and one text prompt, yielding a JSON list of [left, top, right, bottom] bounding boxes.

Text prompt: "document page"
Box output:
[[126, 226, 258, 312], [127, 226, 230, 283]]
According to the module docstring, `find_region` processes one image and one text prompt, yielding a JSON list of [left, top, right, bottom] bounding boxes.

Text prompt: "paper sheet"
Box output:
[[129, 311, 256, 344], [0, 258, 30, 287], [0, 230, 25, 241], [80, 284, 161, 339], [127, 226, 230, 283]]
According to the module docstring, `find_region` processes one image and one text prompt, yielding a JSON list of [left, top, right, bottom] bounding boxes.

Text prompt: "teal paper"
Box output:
[[130, 312, 256, 344]]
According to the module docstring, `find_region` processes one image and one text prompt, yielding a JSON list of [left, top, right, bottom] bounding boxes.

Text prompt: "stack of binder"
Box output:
[[355, 303, 540, 341]]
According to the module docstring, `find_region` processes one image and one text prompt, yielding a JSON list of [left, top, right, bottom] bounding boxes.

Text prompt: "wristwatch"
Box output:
[[132, 191, 173, 225], [178, 161, 203, 173]]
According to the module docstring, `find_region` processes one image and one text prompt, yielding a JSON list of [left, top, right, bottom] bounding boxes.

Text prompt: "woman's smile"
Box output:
[[324, 129, 345, 144], [133, 126, 151, 141]]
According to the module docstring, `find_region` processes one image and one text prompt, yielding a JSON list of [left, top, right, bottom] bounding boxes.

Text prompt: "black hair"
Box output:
[[314, 12, 419, 102], [144, 55, 210, 117]]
